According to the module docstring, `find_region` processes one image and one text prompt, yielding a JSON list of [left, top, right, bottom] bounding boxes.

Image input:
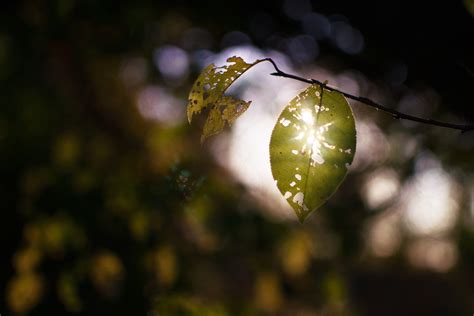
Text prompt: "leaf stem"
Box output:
[[262, 58, 474, 133]]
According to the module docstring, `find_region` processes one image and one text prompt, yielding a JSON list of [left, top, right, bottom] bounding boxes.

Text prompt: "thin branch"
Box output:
[[262, 58, 474, 133]]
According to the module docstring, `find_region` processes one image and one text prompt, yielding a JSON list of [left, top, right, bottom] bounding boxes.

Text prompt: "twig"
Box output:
[[262, 58, 474, 133]]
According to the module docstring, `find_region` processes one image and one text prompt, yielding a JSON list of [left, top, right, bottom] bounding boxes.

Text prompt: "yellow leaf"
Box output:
[[187, 56, 263, 142]]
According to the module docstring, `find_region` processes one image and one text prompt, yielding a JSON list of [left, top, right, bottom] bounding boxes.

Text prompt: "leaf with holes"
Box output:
[[187, 56, 265, 142], [270, 85, 356, 222]]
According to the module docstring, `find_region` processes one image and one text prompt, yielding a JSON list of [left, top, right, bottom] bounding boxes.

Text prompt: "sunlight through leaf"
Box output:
[[270, 85, 356, 222]]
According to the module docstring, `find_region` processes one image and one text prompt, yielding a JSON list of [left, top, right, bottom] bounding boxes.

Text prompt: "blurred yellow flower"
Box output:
[[6, 273, 43, 314], [13, 247, 42, 273], [254, 272, 282, 314], [90, 251, 124, 298], [149, 246, 178, 287]]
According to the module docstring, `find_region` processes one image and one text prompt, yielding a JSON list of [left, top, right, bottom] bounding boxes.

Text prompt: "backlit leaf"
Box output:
[[187, 56, 263, 142], [270, 85, 356, 222], [201, 96, 251, 142]]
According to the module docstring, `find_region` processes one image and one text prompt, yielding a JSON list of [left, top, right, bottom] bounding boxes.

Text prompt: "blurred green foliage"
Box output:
[[1, 1, 474, 316]]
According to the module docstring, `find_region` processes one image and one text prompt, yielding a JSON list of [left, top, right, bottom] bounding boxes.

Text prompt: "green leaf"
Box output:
[[270, 85, 356, 222], [187, 56, 264, 142]]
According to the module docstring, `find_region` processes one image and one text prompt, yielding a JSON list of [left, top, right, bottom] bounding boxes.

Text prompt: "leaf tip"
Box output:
[[296, 212, 308, 224]]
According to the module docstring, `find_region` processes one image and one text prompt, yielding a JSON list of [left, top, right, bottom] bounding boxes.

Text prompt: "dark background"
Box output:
[[1, 0, 473, 315]]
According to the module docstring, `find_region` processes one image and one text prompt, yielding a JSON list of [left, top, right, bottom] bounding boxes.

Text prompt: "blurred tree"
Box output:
[[0, 1, 473, 315]]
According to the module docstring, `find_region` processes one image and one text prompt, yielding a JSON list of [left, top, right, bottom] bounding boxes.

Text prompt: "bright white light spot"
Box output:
[[301, 109, 314, 124], [402, 164, 460, 236], [295, 132, 305, 140], [293, 192, 305, 206], [280, 118, 291, 127], [295, 174, 302, 180], [311, 150, 324, 165], [322, 142, 335, 150], [350, 121, 389, 171], [291, 150, 298, 155], [362, 168, 400, 209], [290, 181, 296, 187], [283, 191, 292, 199]]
